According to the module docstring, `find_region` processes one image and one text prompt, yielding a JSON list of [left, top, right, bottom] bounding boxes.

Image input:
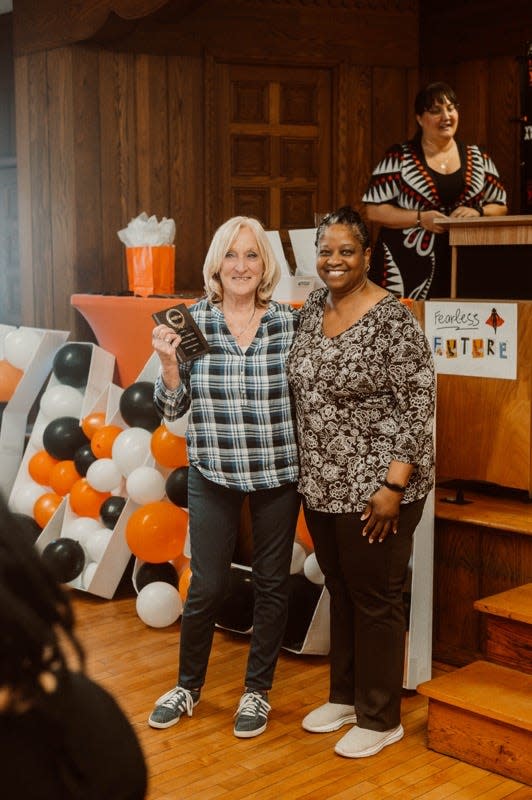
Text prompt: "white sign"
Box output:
[[424, 301, 517, 380]]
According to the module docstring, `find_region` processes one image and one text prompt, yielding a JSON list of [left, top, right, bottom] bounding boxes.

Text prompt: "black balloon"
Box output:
[[52, 343, 93, 388], [43, 417, 89, 461], [216, 566, 254, 633], [73, 443, 97, 477], [282, 574, 322, 651], [136, 561, 178, 592], [100, 495, 127, 529], [41, 537, 85, 583], [165, 466, 189, 508], [12, 512, 42, 544], [119, 381, 161, 432]]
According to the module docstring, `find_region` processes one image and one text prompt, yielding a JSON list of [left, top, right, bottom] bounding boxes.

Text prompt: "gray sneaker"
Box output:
[[233, 690, 271, 738], [148, 686, 200, 729]]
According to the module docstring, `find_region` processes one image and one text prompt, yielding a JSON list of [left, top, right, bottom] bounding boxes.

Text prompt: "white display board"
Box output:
[[0, 328, 69, 499]]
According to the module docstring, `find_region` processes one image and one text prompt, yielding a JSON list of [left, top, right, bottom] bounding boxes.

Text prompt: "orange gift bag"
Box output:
[[126, 245, 176, 296]]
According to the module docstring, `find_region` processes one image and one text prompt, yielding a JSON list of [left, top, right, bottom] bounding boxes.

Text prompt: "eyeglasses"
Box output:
[[425, 103, 459, 117]]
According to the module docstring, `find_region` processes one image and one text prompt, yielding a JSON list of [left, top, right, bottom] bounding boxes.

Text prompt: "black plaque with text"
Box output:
[[152, 304, 210, 363]]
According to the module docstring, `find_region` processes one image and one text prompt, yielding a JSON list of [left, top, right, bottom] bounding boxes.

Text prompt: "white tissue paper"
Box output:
[[117, 212, 176, 247]]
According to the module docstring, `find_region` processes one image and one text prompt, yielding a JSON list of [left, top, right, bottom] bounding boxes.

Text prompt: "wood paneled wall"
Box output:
[[0, 14, 19, 326], [15, 46, 207, 336], [13, 0, 419, 337], [7, 0, 531, 335]]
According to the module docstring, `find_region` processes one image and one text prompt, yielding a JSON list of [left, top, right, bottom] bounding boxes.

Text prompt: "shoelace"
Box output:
[[235, 691, 271, 719], [160, 687, 196, 717]]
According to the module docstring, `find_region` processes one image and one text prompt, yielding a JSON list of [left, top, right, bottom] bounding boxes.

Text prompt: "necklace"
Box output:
[[424, 140, 455, 172], [222, 304, 256, 339]]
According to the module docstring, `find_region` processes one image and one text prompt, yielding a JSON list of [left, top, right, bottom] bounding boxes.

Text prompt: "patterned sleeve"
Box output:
[[153, 362, 192, 421], [479, 148, 507, 206], [362, 143, 404, 205], [385, 307, 435, 465]]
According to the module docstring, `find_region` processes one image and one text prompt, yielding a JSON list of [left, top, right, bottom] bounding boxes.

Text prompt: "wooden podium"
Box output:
[[437, 215, 532, 299], [435, 300, 532, 497]]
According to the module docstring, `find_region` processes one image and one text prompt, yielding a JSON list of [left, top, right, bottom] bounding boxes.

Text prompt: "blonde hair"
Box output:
[[203, 216, 281, 306]]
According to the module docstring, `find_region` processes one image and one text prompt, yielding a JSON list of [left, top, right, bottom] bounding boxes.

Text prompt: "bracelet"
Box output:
[[383, 479, 406, 493], [416, 208, 422, 228]]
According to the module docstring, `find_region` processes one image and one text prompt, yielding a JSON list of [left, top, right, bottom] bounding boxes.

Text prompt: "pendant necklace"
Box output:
[[223, 305, 256, 339]]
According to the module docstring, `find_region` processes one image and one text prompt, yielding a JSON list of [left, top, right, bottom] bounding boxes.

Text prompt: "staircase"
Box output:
[[417, 582, 532, 785]]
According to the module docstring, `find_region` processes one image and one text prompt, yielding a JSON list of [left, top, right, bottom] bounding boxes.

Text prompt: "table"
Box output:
[[71, 294, 200, 386]]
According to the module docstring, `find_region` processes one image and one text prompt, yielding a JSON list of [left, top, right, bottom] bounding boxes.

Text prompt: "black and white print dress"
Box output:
[[362, 140, 507, 299]]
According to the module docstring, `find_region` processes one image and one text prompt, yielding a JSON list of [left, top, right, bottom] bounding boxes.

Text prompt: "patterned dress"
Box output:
[[362, 139, 507, 299], [286, 290, 435, 514]]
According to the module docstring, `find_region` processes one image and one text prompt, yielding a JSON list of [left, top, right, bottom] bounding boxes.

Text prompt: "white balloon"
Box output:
[[163, 410, 189, 438], [40, 384, 84, 420], [10, 481, 46, 516], [29, 421, 47, 451], [112, 427, 151, 477], [126, 466, 166, 505], [62, 516, 101, 545], [303, 552, 325, 585], [136, 582, 183, 628], [85, 528, 113, 562], [82, 561, 98, 590], [290, 542, 307, 575], [4, 328, 42, 370], [86, 458, 123, 492]]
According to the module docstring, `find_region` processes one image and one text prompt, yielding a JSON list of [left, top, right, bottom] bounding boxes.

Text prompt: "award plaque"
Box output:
[[152, 304, 210, 363]]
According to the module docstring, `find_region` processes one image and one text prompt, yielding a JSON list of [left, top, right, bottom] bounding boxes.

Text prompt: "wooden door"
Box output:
[[208, 62, 332, 263]]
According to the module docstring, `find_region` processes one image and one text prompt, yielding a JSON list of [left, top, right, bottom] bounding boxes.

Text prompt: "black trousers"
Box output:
[[178, 466, 300, 692], [303, 497, 427, 731]]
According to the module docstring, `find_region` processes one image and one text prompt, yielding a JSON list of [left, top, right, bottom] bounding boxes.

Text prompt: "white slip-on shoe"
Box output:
[[302, 702, 357, 733], [334, 724, 404, 758]]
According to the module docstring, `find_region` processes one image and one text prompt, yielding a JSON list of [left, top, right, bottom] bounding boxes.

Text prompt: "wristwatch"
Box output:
[[383, 479, 406, 493]]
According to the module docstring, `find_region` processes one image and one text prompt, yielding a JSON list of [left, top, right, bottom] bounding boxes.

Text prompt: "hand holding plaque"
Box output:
[[152, 304, 210, 363]]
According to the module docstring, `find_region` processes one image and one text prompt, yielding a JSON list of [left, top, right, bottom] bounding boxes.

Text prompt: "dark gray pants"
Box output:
[[178, 466, 300, 692], [303, 497, 427, 731]]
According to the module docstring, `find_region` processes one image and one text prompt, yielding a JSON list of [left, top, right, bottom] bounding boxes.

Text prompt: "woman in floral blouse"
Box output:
[[286, 206, 435, 759]]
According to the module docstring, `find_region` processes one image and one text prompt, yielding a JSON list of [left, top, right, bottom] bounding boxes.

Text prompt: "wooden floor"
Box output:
[[73, 584, 532, 800]]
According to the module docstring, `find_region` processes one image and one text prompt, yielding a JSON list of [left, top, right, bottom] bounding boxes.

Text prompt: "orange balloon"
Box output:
[[91, 425, 123, 459], [178, 565, 192, 602], [69, 478, 111, 518], [33, 492, 62, 528], [126, 501, 188, 563], [150, 425, 189, 468], [172, 552, 190, 576], [28, 450, 59, 486], [0, 359, 23, 402], [81, 411, 106, 440], [49, 460, 81, 496], [295, 505, 314, 551]]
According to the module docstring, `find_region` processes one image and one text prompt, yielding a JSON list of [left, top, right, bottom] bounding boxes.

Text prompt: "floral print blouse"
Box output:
[[286, 290, 435, 513]]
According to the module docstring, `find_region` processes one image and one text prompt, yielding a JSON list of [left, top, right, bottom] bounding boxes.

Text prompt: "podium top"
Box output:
[[434, 215, 532, 246]]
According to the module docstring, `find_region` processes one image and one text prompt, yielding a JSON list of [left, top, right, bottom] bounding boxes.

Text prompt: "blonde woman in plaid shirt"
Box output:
[[149, 216, 299, 739]]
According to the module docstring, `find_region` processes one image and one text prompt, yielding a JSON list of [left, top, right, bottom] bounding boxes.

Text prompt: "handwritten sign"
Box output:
[[424, 301, 517, 380]]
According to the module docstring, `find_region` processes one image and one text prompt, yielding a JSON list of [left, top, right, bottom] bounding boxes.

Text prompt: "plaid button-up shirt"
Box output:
[[154, 298, 299, 492]]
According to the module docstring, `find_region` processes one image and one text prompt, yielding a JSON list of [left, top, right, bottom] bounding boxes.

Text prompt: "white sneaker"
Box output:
[[302, 702, 357, 733], [334, 724, 404, 758]]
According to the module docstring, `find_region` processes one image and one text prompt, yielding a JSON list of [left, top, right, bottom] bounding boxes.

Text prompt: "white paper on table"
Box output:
[[288, 228, 324, 286], [265, 231, 291, 277]]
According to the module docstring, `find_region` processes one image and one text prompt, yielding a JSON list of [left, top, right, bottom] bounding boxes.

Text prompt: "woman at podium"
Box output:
[[363, 81, 507, 299]]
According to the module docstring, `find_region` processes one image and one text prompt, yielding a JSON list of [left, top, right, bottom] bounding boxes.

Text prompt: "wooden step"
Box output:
[[417, 660, 532, 785], [474, 583, 532, 674]]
